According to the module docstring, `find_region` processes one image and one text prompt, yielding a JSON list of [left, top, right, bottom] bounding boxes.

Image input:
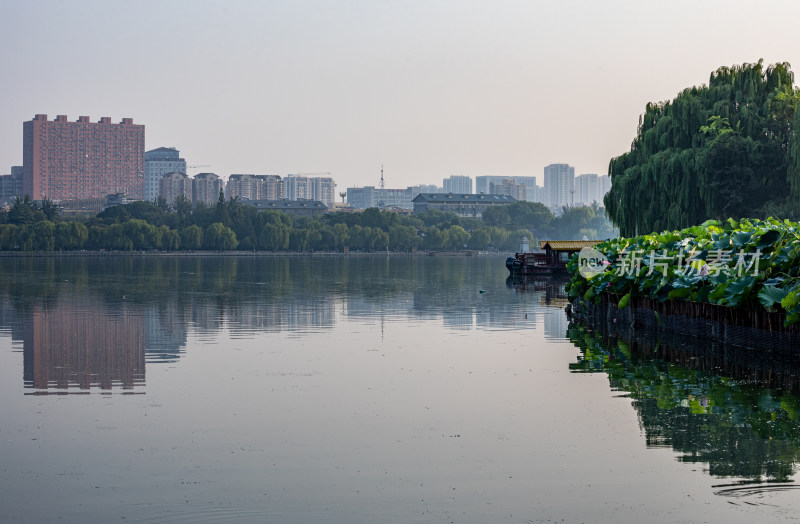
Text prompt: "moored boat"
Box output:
[[506, 240, 600, 275]]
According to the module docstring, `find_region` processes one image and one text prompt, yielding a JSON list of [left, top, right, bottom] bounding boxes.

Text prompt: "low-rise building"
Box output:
[[346, 186, 415, 209], [412, 193, 517, 218], [240, 199, 328, 217]]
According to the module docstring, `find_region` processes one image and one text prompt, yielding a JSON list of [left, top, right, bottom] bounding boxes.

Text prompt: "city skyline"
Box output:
[[6, 117, 606, 209], [1, 1, 798, 190]]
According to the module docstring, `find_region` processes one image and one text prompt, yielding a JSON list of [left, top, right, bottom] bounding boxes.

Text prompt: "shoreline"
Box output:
[[0, 250, 506, 258]]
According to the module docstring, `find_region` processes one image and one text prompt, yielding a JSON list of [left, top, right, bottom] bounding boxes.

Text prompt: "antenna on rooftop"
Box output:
[[339, 191, 346, 203], [379, 164, 385, 189]]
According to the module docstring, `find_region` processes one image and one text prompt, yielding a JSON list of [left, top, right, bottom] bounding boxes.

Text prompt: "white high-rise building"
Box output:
[[543, 164, 575, 209], [408, 184, 441, 199], [443, 175, 472, 194], [575, 174, 599, 206], [310, 177, 335, 206], [285, 175, 310, 200], [598, 175, 611, 204], [144, 148, 186, 202], [574, 173, 612, 207]]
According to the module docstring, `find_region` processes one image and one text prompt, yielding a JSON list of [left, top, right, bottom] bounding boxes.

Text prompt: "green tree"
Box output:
[[421, 226, 445, 250], [467, 227, 492, 249], [105, 223, 134, 250], [445, 225, 470, 249], [180, 225, 204, 250], [120, 219, 162, 250], [155, 196, 170, 213], [191, 202, 216, 229], [0, 224, 18, 250], [606, 60, 800, 236], [160, 225, 181, 250], [39, 198, 61, 222], [481, 205, 510, 227], [551, 206, 597, 239], [30, 220, 55, 251], [258, 224, 290, 251], [368, 227, 389, 250], [361, 208, 400, 230], [227, 199, 257, 249], [418, 209, 461, 228], [54, 221, 88, 250], [331, 223, 348, 251], [205, 222, 238, 250], [388, 224, 418, 252], [288, 228, 310, 251], [173, 195, 193, 227], [215, 191, 231, 226], [506, 201, 553, 233], [7, 196, 44, 225]]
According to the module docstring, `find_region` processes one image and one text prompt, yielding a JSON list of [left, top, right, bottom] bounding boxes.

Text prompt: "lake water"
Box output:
[[0, 255, 799, 523]]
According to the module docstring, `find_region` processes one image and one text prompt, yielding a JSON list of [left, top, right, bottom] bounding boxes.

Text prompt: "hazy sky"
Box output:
[[1, 0, 798, 190]]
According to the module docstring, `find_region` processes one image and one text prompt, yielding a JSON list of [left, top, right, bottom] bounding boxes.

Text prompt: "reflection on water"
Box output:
[[567, 323, 800, 482], [23, 299, 145, 393], [506, 275, 570, 339], [0, 256, 555, 393], [2, 257, 800, 521]]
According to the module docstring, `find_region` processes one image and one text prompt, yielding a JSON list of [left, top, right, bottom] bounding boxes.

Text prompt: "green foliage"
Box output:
[[606, 60, 800, 236], [483, 201, 616, 241], [481, 205, 511, 227], [565, 217, 800, 325], [205, 222, 238, 251], [618, 292, 631, 308], [160, 225, 181, 250], [29, 221, 56, 251], [567, 324, 800, 481], [179, 225, 203, 250], [8, 196, 45, 225], [0, 190, 618, 253], [54, 222, 88, 250], [39, 198, 61, 222], [173, 195, 193, 227]]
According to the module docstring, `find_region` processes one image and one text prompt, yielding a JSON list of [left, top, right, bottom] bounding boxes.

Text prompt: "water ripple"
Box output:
[[713, 480, 800, 500]]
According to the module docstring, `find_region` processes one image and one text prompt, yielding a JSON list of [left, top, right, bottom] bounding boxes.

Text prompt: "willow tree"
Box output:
[[605, 60, 800, 236]]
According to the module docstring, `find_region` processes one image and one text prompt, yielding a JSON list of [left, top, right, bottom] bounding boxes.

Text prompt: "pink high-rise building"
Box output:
[[192, 172, 223, 206], [159, 172, 192, 204], [23, 114, 145, 201]]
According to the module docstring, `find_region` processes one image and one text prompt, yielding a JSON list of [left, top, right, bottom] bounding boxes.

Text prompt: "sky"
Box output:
[[1, 0, 799, 191]]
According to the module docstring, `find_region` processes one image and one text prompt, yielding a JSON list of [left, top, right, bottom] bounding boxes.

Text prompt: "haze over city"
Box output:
[[1, 0, 798, 189]]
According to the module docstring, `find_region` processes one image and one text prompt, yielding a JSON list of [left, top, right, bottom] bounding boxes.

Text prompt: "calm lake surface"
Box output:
[[1, 255, 799, 523]]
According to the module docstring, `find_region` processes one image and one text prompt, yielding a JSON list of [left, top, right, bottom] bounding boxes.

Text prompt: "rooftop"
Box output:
[[540, 240, 601, 250], [412, 193, 517, 203]]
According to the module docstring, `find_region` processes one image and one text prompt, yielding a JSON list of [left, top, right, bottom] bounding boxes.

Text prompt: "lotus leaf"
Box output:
[[723, 276, 755, 306], [758, 285, 789, 309]]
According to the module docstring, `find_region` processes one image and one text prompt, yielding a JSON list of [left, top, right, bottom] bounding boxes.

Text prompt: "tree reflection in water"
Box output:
[[567, 323, 800, 483]]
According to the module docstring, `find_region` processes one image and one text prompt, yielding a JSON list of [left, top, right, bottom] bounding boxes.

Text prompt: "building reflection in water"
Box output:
[[144, 306, 187, 363], [0, 256, 556, 393], [505, 275, 570, 339], [22, 296, 145, 393]]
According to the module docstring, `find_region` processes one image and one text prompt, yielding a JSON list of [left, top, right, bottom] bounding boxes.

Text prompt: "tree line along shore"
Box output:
[[0, 194, 616, 253]]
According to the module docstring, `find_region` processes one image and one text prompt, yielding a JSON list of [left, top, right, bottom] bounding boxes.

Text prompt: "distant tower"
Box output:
[[339, 191, 346, 203], [379, 164, 385, 189]]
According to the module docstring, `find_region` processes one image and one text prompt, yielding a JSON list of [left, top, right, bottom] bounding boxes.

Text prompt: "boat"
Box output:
[[506, 240, 600, 275]]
